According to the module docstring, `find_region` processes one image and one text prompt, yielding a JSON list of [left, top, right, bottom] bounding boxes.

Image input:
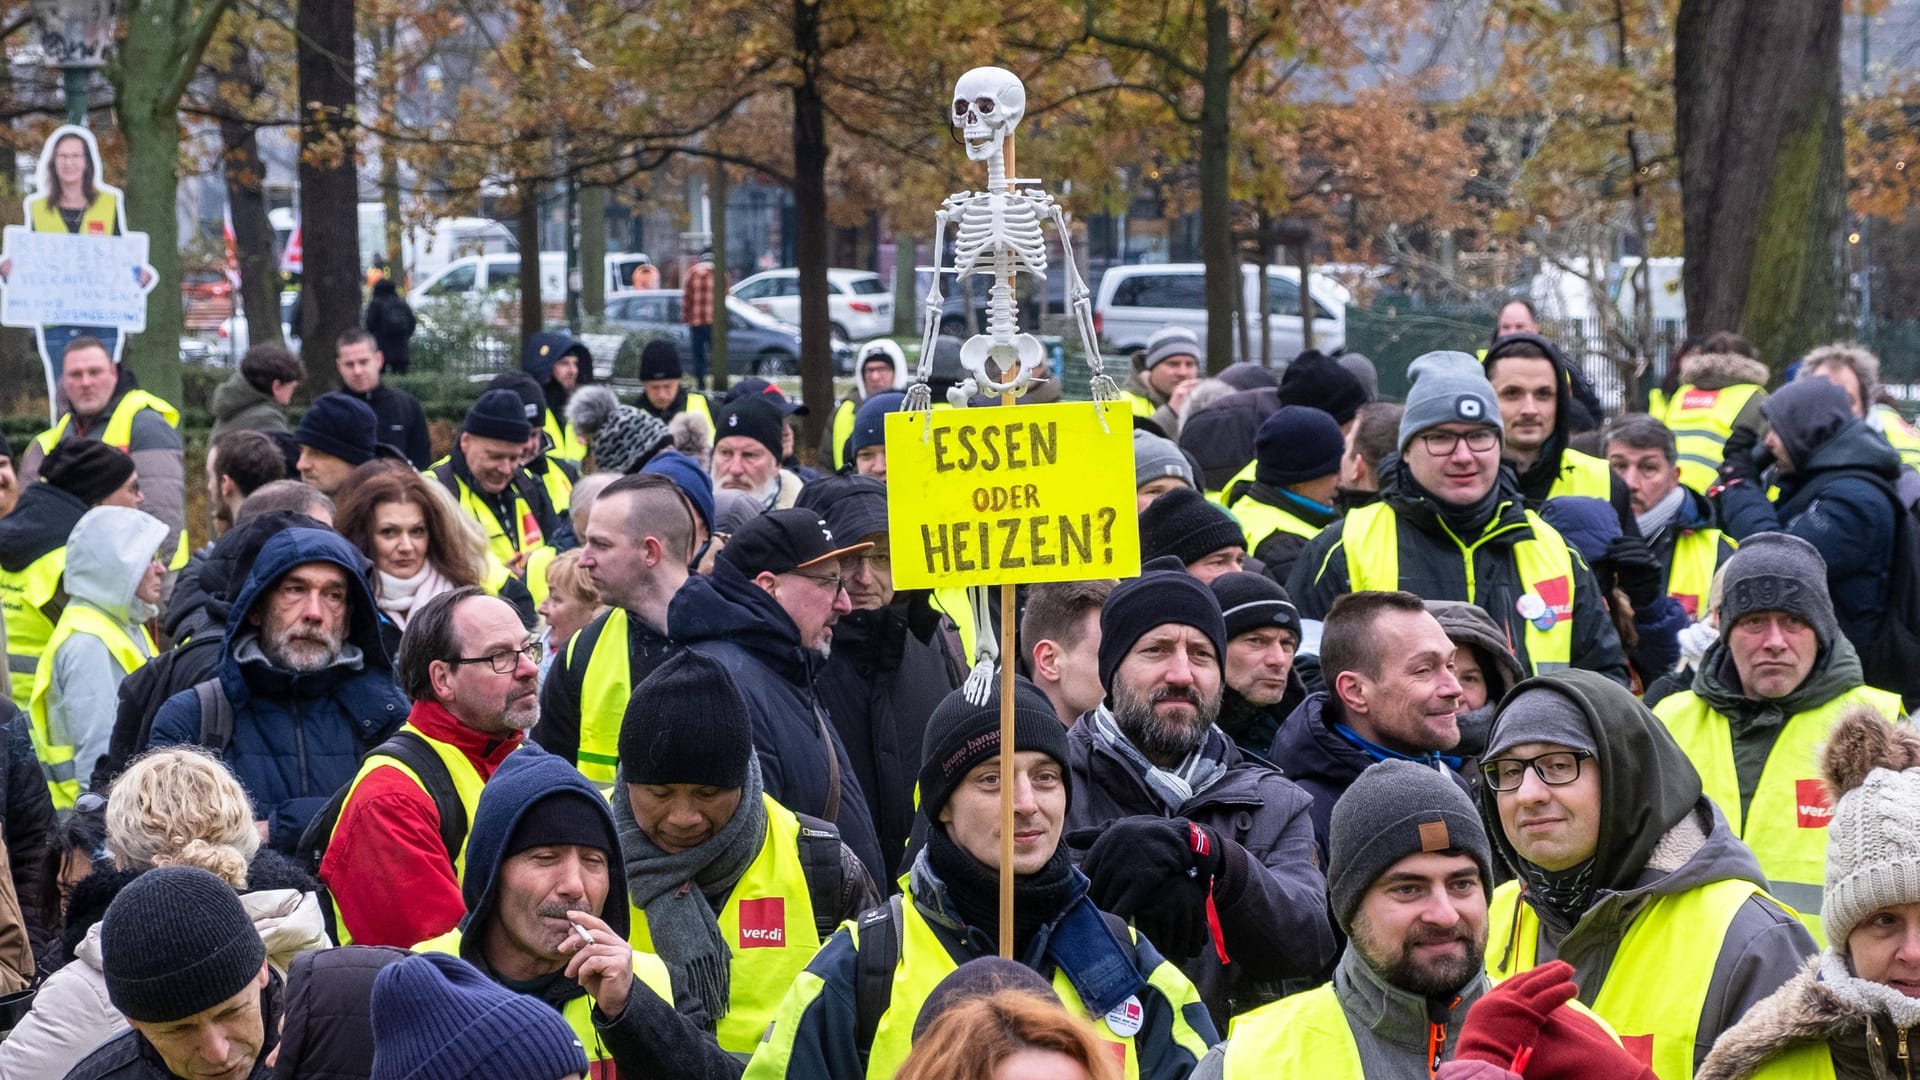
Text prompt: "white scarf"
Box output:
[[1635, 484, 1688, 538], [377, 563, 455, 629]]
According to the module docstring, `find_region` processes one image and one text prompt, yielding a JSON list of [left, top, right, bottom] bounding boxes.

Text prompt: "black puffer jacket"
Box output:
[[272, 945, 412, 1080], [667, 567, 887, 885], [0, 703, 53, 954], [813, 596, 965, 875]]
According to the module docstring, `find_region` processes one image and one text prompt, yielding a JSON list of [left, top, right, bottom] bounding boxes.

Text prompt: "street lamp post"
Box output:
[[33, 0, 117, 127]]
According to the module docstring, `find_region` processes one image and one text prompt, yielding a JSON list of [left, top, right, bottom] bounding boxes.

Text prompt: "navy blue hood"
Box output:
[[666, 560, 815, 684], [224, 527, 391, 674], [1538, 495, 1621, 566], [458, 745, 629, 954]]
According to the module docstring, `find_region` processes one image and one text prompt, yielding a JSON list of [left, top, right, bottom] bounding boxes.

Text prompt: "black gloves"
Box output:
[[1068, 816, 1225, 961], [1596, 535, 1663, 609], [1716, 425, 1762, 485]]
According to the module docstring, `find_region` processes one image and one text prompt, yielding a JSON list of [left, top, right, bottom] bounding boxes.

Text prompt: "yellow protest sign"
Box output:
[[885, 402, 1140, 589]]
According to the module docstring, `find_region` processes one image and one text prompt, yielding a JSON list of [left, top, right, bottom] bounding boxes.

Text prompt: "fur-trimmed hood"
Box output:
[[1680, 351, 1772, 392], [1699, 953, 1920, 1080]]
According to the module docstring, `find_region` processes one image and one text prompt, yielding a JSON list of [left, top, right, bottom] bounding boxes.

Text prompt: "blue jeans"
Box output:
[[688, 324, 711, 388]]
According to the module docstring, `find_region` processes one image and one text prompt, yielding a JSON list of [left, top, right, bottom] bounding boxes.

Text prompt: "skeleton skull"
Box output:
[[951, 67, 1026, 163]]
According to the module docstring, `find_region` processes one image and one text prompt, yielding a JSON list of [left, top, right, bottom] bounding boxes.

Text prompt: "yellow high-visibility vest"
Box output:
[[29, 602, 151, 808], [1655, 384, 1763, 494]]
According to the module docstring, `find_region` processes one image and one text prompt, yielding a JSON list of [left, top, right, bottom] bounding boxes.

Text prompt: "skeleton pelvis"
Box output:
[[960, 332, 1043, 385]]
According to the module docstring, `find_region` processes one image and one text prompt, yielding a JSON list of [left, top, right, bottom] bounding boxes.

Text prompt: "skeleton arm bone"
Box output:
[[1048, 203, 1120, 412]]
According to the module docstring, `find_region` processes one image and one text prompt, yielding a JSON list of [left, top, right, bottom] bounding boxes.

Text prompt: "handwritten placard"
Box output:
[[1, 226, 153, 331]]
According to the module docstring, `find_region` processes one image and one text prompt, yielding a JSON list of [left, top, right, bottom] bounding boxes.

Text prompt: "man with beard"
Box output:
[[1065, 558, 1333, 1025], [1484, 670, 1814, 1079], [1206, 571, 1306, 756], [417, 746, 741, 1078], [321, 588, 539, 947], [712, 395, 804, 513], [1269, 591, 1473, 857], [1193, 760, 1501, 1078], [149, 528, 406, 853]]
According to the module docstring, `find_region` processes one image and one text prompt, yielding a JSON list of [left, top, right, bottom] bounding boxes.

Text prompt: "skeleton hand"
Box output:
[[961, 585, 1001, 706]]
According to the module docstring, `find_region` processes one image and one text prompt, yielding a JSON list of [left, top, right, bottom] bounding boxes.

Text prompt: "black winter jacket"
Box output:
[[0, 703, 52, 953], [813, 596, 965, 875], [271, 945, 411, 1080], [667, 567, 888, 884], [346, 383, 431, 470], [1064, 718, 1335, 1024]]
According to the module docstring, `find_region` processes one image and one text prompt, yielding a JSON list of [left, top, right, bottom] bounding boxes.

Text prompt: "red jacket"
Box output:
[[318, 700, 523, 947]]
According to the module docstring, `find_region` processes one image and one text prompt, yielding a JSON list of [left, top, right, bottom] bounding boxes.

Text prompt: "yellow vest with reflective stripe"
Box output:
[[575, 609, 632, 787], [1217, 983, 1362, 1078], [33, 391, 187, 568], [1653, 685, 1902, 944], [1340, 501, 1576, 671], [627, 795, 821, 1058], [830, 399, 857, 471], [414, 928, 674, 1067], [543, 412, 587, 462], [1743, 1043, 1840, 1079], [429, 457, 549, 567], [28, 603, 151, 808], [1210, 460, 1255, 507], [1874, 404, 1920, 471], [853, 894, 1207, 1079], [1489, 877, 1768, 1080], [29, 193, 119, 235], [1656, 384, 1762, 495], [1121, 391, 1155, 419], [1227, 491, 1323, 553], [1666, 529, 1730, 619], [0, 547, 64, 707], [523, 546, 556, 610], [328, 728, 490, 945], [929, 587, 977, 663], [1546, 448, 1614, 501], [537, 465, 574, 528]]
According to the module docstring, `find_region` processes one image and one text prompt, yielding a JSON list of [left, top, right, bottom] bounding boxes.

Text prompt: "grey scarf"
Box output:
[[1088, 705, 1229, 814], [611, 755, 768, 1024], [1634, 483, 1688, 537]]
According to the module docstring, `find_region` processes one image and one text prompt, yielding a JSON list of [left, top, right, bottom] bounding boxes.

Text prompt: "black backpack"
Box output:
[[1794, 468, 1920, 700], [292, 729, 466, 880]]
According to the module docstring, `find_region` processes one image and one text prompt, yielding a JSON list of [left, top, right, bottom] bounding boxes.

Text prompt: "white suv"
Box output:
[[1093, 263, 1348, 361], [731, 268, 894, 346]]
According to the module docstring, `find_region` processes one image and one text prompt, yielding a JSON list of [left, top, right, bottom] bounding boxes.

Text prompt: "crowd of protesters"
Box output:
[[0, 309, 1911, 1080]]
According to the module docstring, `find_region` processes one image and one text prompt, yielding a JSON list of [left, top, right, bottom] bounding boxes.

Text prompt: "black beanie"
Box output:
[[464, 388, 534, 444], [619, 651, 753, 788], [912, 958, 1061, 1040], [488, 371, 550, 428], [1139, 486, 1245, 567], [1208, 570, 1301, 643], [919, 676, 1068, 823], [507, 790, 615, 859], [1254, 405, 1345, 488], [101, 866, 266, 1023], [714, 395, 786, 460], [295, 391, 380, 466], [639, 340, 683, 382], [1098, 556, 1228, 691], [40, 439, 134, 506], [1278, 351, 1368, 425]]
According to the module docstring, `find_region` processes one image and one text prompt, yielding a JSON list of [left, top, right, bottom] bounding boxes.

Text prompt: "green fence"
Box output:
[[1340, 301, 1496, 400]]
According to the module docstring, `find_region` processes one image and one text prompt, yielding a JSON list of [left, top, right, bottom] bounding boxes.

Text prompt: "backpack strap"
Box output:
[[375, 730, 468, 862], [193, 679, 233, 754], [793, 813, 846, 942], [852, 894, 903, 1068]]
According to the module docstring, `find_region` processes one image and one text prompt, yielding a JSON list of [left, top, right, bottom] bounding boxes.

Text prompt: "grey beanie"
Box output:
[[1328, 759, 1492, 930], [1133, 430, 1194, 490], [1144, 326, 1203, 371], [1484, 685, 1598, 761], [1398, 351, 1501, 452], [1716, 532, 1839, 651]]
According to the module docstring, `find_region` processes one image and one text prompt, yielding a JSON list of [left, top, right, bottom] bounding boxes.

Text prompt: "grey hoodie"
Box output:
[[49, 507, 166, 792], [1481, 670, 1817, 1076]]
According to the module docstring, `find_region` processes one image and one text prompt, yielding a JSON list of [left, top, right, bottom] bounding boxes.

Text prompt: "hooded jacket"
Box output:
[[1698, 954, 1920, 1080], [1268, 691, 1475, 860], [45, 508, 166, 790], [1288, 458, 1630, 683], [1483, 334, 1635, 528], [148, 528, 408, 851], [819, 345, 907, 465], [1189, 944, 1491, 1080], [667, 566, 887, 884], [1674, 351, 1773, 433], [1427, 599, 1528, 759], [210, 373, 291, 437], [1718, 418, 1900, 654], [364, 279, 416, 375], [812, 596, 965, 869], [1481, 670, 1816, 1077], [1064, 718, 1336, 1023], [1179, 387, 1280, 494], [451, 746, 741, 1080]]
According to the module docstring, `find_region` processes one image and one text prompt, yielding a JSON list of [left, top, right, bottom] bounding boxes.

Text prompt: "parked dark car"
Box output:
[[601, 289, 855, 377]]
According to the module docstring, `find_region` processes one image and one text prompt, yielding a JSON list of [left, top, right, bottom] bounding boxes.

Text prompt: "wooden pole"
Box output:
[[998, 134, 1018, 959]]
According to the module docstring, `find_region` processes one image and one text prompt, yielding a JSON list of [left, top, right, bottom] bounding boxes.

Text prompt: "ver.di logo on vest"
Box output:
[[738, 897, 786, 948], [1795, 779, 1833, 828]]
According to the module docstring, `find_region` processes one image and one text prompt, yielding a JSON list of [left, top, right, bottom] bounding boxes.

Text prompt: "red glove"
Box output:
[[1455, 961, 1656, 1080]]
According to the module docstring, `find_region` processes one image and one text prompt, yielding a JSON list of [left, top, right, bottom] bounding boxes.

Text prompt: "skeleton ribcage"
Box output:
[[952, 194, 1048, 279]]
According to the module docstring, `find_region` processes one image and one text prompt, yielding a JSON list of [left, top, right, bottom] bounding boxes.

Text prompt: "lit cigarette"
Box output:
[[574, 923, 595, 946]]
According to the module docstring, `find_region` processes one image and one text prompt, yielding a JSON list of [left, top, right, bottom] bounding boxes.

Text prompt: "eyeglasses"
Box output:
[[1480, 750, 1594, 792], [790, 570, 847, 596], [1417, 428, 1500, 456], [448, 642, 541, 674], [848, 550, 891, 571]]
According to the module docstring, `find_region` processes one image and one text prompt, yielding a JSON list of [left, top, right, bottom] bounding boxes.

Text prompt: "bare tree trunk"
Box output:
[[1676, 0, 1844, 374], [1197, 0, 1234, 374], [217, 41, 280, 347], [893, 229, 917, 338], [1297, 241, 1314, 353], [791, 0, 831, 452], [1234, 256, 1250, 364], [297, 0, 360, 386], [580, 184, 606, 319], [375, 14, 401, 272], [710, 161, 730, 389], [518, 182, 542, 350]]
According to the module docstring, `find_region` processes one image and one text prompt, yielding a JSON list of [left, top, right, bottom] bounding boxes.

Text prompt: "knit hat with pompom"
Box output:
[[1820, 706, 1920, 948]]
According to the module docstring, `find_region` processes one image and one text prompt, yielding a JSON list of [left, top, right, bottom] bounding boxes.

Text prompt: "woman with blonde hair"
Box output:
[[0, 747, 330, 1077], [537, 548, 605, 679], [897, 989, 1123, 1080]]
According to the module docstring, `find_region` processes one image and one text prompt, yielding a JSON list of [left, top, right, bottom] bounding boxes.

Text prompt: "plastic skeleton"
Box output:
[[903, 66, 1119, 704]]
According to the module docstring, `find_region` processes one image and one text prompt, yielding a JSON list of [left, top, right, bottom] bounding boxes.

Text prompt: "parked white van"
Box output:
[[409, 252, 569, 306], [1093, 263, 1349, 361]]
